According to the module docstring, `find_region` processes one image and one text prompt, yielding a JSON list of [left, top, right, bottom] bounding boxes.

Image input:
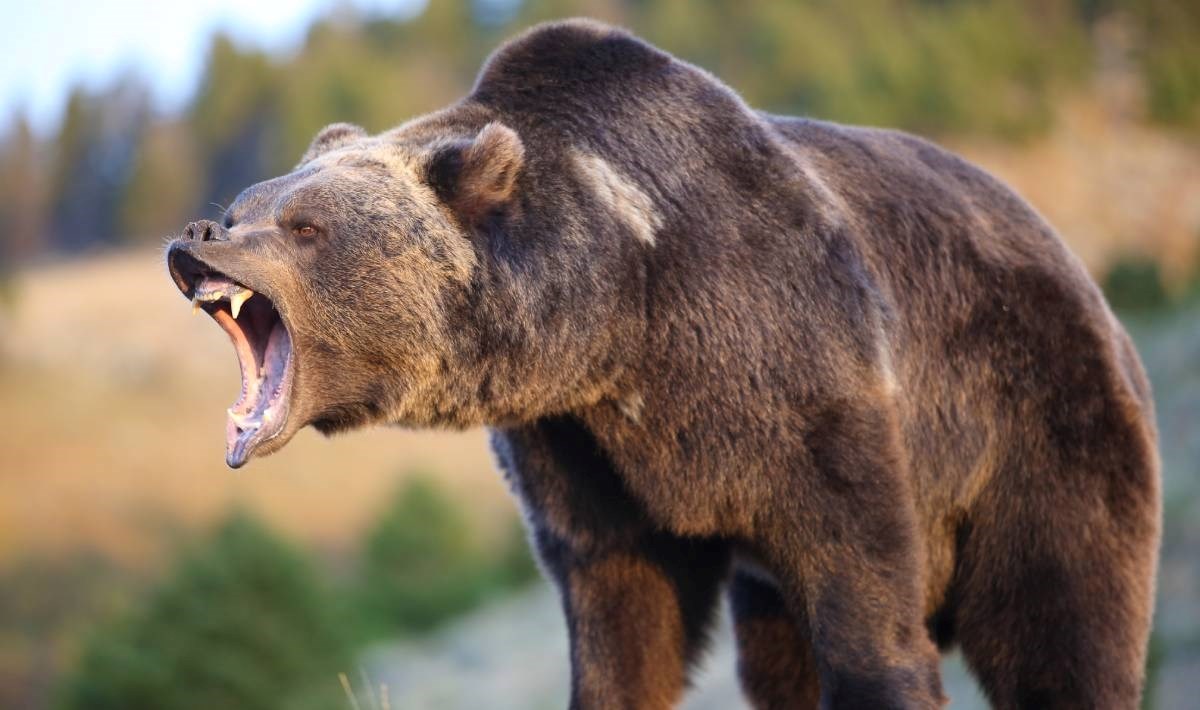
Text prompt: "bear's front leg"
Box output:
[[536, 530, 729, 709], [492, 418, 730, 710]]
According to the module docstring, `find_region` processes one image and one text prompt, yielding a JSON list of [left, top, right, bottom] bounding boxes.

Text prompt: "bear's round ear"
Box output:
[[424, 122, 525, 226], [299, 123, 368, 166]]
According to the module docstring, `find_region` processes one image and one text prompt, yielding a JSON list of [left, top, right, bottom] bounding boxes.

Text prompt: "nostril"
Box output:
[[183, 219, 229, 243]]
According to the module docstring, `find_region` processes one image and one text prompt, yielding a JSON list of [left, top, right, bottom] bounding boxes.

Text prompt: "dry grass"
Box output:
[[340, 669, 391, 710]]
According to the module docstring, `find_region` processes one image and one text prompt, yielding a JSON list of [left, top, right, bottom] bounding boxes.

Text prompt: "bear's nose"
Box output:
[[182, 219, 229, 243]]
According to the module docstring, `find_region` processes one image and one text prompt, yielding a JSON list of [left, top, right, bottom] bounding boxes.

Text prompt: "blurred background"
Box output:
[[0, 0, 1197, 708]]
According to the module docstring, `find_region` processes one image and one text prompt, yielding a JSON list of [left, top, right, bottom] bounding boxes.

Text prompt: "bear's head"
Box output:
[[166, 118, 536, 468]]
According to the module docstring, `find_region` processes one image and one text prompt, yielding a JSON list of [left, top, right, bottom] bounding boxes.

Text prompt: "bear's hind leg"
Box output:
[[953, 459, 1158, 709], [729, 569, 821, 709]]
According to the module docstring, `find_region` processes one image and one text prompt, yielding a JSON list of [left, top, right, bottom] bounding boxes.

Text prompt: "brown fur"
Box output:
[[731, 570, 823, 708], [167, 19, 1161, 709], [568, 553, 687, 708]]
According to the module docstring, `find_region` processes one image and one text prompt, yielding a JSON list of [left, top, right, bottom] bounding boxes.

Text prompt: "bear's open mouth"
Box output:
[[170, 256, 295, 468]]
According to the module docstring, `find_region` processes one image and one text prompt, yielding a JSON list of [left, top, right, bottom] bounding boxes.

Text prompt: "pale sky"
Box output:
[[0, 0, 424, 133]]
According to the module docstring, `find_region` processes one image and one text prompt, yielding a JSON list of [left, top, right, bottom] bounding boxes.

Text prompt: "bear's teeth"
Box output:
[[192, 298, 202, 315], [230, 289, 252, 319], [227, 408, 257, 429]]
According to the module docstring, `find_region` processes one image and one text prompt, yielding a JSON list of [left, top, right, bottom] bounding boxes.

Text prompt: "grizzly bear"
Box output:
[[167, 19, 1161, 710]]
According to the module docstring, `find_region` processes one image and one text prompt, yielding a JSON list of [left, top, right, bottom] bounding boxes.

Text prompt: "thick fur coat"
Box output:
[[167, 19, 1161, 709]]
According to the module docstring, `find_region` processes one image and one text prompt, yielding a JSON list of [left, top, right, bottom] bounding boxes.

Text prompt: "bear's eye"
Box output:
[[293, 223, 318, 238]]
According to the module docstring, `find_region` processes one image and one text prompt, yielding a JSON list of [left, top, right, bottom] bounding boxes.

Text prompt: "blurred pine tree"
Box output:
[[48, 78, 152, 252], [0, 112, 47, 264], [356, 475, 538, 638], [56, 511, 351, 710]]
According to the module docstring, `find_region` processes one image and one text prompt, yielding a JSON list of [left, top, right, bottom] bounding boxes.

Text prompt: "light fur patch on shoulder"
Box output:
[[617, 391, 645, 423], [875, 325, 900, 398], [572, 150, 662, 246]]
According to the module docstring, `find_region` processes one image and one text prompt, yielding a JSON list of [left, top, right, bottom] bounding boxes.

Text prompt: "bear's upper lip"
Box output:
[[167, 243, 295, 468]]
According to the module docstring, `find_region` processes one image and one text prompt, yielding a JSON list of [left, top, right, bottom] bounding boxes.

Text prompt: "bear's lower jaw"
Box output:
[[185, 272, 295, 468], [219, 297, 293, 469]]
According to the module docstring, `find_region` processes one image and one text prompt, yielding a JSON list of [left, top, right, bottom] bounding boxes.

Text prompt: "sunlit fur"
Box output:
[[179, 20, 1161, 709]]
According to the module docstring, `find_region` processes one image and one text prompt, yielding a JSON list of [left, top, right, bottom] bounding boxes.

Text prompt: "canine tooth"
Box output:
[[192, 298, 202, 316], [230, 289, 252, 319]]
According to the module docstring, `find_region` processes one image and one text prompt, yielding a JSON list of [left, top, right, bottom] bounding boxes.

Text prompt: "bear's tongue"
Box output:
[[191, 276, 293, 468], [223, 312, 292, 468]]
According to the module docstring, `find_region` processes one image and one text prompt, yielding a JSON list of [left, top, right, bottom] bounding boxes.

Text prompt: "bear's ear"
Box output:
[[424, 122, 524, 225], [299, 123, 368, 165]]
